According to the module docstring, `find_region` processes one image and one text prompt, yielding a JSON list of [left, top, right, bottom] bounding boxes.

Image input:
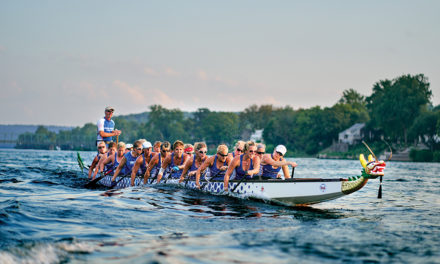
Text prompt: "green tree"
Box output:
[[366, 74, 432, 145], [141, 105, 190, 143], [408, 109, 440, 150]]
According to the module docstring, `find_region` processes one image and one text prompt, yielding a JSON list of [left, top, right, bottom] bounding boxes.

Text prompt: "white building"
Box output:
[[250, 129, 264, 142], [338, 123, 365, 145]]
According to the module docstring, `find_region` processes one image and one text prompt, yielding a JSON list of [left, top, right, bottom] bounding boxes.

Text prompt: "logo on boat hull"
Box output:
[[320, 184, 326, 192]]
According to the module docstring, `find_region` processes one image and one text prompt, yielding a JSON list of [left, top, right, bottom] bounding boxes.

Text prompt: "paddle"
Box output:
[[84, 169, 113, 188], [110, 174, 130, 189], [362, 141, 382, 199], [378, 140, 393, 199], [77, 152, 87, 172], [200, 170, 223, 190], [230, 174, 248, 193], [291, 167, 295, 178]]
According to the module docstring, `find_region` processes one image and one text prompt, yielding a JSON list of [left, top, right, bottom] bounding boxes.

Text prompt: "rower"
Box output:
[[156, 140, 189, 183], [130, 141, 153, 186], [179, 142, 208, 183], [88, 141, 107, 179], [223, 141, 261, 192], [110, 140, 143, 187], [153, 141, 162, 153], [259, 145, 297, 179], [91, 142, 116, 179], [98, 142, 126, 178], [143, 141, 171, 184], [195, 144, 231, 189], [228, 140, 245, 159]]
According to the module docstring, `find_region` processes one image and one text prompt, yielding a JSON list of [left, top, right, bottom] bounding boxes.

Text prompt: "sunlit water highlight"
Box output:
[[0, 149, 439, 263]]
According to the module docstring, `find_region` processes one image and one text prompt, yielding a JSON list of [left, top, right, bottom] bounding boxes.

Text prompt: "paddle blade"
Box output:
[[77, 152, 85, 172], [378, 176, 383, 199], [85, 176, 102, 188]]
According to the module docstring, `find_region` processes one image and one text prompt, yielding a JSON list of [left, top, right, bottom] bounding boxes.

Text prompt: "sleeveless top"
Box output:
[[261, 154, 283, 178], [209, 155, 228, 180], [189, 155, 199, 172], [96, 117, 115, 142], [122, 151, 138, 176], [138, 153, 153, 176], [234, 154, 253, 180], [150, 153, 162, 177], [114, 152, 123, 171], [187, 154, 204, 180], [168, 152, 185, 179], [104, 152, 113, 172]]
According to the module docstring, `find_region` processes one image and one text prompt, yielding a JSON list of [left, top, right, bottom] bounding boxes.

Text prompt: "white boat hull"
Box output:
[[97, 175, 359, 206]]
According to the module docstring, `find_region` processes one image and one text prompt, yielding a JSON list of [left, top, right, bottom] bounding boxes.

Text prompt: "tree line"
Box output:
[[16, 73, 440, 159]]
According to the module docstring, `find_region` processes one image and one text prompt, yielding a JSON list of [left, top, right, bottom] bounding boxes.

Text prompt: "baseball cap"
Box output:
[[142, 141, 152, 149], [126, 143, 133, 149], [275, 145, 287, 156], [105, 106, 115, 112]]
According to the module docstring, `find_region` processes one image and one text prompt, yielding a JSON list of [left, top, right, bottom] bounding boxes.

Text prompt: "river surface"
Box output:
[[0, 149, 439, 263]]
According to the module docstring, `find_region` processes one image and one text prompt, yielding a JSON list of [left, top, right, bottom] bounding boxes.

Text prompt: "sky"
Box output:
[[1, 0, 439, 126]]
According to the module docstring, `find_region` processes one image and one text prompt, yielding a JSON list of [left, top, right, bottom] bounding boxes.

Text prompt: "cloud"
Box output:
[[164, 67, 181, 77], [144, 67, 159, 76], [112, 80, 146, 104], [196, 69, 240, 87], [61, 81, 108, 101], [0, 81, 23, 99], [197, 70, 209, 80]]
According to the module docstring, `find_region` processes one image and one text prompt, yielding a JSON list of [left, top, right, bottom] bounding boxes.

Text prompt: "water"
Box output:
[[0, 149, 439, 263]]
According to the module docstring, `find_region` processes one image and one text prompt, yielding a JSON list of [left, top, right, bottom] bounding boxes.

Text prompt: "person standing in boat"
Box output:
[[228, 140, 245, 159], [143, 141, 171, 184], [156, 140, 189, 183], [195, 144, 231, 189], [179, 142, 208, 183], [91, 142, 117, 179], [130, 141, 153, 186], [88, 141, 107, 179], [96, 106, 121, 146], [259, 145, 297, 179], [223, 141, 261, 192], [96, 142, 126, 178], [110, 140, 143, 187]]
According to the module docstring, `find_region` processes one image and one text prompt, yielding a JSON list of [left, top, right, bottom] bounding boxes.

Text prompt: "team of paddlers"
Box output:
[[88, 139, 297, 191], [89, 106, 297, 191]]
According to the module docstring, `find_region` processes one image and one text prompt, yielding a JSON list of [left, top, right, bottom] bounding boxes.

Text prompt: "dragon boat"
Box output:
[[79, 153, 386, 206]]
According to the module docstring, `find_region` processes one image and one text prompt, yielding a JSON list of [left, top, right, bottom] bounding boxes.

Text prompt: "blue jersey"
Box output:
[[97, 117, 115, 142], [150, 153, 163, 178], [261, 154, 283, 178], [209, 155, 227, 180], [104, 152, 113, 172], [234, 154, 253, 180], [168, 152, 185, 179], [122, 151, 138, 175], [114, 152, 122, 171]]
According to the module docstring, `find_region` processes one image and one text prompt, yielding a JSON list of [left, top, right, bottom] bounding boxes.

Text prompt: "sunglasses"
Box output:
[[248, 150, 256, 153], [161, 149, 170, 152], [135, 147, 142, 151], [98, 146, 106, 149], [276, 151, 283, 156], [257, 151, 265, 155], [236, 148, 243, 152], [217, 152, 228, 157], [199, 150, 207, 154]]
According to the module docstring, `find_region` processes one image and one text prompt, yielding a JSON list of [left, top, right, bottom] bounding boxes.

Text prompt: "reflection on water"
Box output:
[[0, 149, 439, 263]]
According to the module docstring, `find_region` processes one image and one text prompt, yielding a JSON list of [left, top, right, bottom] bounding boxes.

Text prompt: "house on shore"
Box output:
[[338, 123, 365, 145]]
